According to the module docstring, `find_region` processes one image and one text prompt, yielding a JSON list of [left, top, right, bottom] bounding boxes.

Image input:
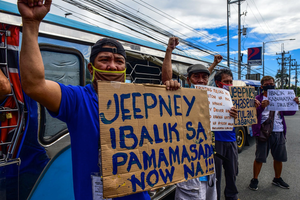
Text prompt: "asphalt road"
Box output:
[[221, 111, 300, 200]]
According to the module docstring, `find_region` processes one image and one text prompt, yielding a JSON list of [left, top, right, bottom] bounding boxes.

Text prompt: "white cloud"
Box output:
[[5, 0, 300, 58]]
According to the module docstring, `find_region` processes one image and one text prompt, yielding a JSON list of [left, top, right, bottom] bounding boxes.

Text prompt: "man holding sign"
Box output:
[[249, 76, 299, 191], [213, 70, 239, 200], [17, 1, 180, 199], [162, 37, 237, 200]]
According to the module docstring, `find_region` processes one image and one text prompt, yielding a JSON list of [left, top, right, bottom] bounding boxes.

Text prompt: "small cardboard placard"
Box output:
[[98, 82, 213, 198], [229, 86, 257, 126], [267, 89, 299, 111], [194, 85, 234, 131]]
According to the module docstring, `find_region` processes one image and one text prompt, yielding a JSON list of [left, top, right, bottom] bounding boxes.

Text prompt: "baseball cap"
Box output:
[[90, 38, 127, 64], [187, 64, 210, 77]]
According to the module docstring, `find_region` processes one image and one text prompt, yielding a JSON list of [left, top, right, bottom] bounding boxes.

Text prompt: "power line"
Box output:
[[245, 0, 281, 50], [60, 0, 252, 71], [247, 0, 280, 42], [52, 3, 152, 43], [133, 0, 233, 49], [114, 0, 222, 54], [62, 0, 235, 62]]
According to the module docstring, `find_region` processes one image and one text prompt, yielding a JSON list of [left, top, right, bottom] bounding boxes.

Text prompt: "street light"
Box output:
[[262, 38, 295, 76], [216, 43, 230, 68], [65, 12, 72, 18], [216, 43, 227, 47]]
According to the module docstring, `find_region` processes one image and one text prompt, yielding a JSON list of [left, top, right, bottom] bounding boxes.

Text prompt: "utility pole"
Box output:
[[292, 60, 300, 96], [237, 0, 241, 79], [262, 42, 265, 77], [262, 39, 295, 78], [296, 62, 298, 95], [288, 55, 292, 89], [296, 62, 299, 96], [276, 46, 289, 89], [227, 0, 230, 68], [229, 0, 245, 79]]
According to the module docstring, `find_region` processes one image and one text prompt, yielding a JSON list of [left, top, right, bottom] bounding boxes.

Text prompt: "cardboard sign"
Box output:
[[267, 89, 299, 111], [194, 85, 234, 131], [98, 82, 214, 198], [229, 86, 257, 126]]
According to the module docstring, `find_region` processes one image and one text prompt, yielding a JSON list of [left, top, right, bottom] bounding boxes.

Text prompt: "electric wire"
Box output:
[[245, 0, 281, 50], [62, 0, 173, 48], [60, 0, 271, 77], [52, 3, 152, 43], [62, 0, 232, 61], [247, 0, 280, 42], [132, 0, 235, 51]]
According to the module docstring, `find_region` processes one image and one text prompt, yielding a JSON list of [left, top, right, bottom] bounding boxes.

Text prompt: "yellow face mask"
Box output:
[[90, 63, 126, 83]]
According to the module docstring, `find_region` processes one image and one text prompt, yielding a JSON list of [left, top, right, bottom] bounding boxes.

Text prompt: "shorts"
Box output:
[[255, 132, 287, 163]]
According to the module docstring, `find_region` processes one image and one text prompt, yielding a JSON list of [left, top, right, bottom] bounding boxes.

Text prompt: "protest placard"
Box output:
[[229, 86, 257, 126], [267, 89, 298, 111], [194, 85, 234, 131], [98, 82, 213, 198]]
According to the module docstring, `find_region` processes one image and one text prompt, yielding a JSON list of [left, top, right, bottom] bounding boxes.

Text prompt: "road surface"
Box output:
[[222, 111, 300, 200]]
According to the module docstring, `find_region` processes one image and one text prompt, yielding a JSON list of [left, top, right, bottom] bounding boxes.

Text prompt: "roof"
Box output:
[[236, 79, 261, 87]]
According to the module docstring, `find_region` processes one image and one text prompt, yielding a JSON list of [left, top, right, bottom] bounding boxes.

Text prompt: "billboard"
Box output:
[[248, 47, 262, 66]]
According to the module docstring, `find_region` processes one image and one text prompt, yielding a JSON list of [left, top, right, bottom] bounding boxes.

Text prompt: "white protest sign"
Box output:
[[267, 89, 298, 111], [195, 85, 234, 131]]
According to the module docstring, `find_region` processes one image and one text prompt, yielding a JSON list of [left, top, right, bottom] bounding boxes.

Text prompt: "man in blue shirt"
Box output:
[[17, 1, 161, 199], [213, 69, 238, 200]]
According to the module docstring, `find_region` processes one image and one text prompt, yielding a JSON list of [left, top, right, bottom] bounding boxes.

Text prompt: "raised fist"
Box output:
[[18, 0, 52, 23], [167, 37, 179, 51]]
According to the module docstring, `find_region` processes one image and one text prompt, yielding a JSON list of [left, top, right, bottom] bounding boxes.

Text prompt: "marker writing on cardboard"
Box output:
[[100, 93, 196, 124]]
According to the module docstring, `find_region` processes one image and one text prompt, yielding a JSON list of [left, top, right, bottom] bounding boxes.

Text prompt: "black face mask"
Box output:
[[262, 85, 275, 91]]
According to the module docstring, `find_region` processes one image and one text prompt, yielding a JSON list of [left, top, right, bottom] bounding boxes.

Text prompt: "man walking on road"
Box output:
[[249, 76, 299, 191]]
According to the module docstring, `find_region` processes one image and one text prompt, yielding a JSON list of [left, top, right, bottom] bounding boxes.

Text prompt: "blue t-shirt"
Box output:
[[49, 83, 150, 200], [199, 176, 208, 181], [214, 128, 236, 142]]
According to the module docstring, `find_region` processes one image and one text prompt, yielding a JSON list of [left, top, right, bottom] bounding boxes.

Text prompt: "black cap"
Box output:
[[187, 64, 210, 77], [90, 38, 127, 64]]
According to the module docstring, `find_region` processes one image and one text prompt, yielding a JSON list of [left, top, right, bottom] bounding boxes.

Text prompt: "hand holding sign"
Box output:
[[294, 97, 299, 104], [261, 100, 269, 108], [229, 107, 238, 119], [255, 99, 260, 108], [164, 79, 181, 91]]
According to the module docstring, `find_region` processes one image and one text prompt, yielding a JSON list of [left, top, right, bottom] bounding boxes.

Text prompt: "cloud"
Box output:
[[5, 0, 299, 68]]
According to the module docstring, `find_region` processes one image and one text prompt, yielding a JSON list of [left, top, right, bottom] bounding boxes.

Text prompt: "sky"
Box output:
[[4, 0, 300, 84]]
